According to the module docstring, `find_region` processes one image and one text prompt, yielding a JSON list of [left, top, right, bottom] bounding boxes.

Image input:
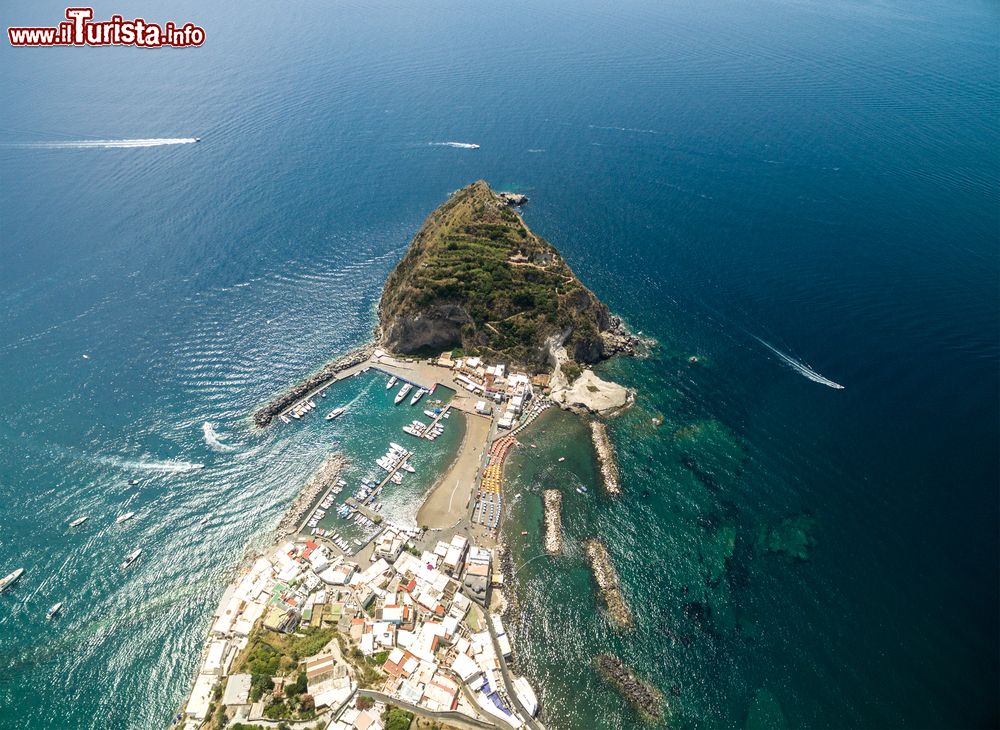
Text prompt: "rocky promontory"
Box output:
[[378, 180, 640, 371]]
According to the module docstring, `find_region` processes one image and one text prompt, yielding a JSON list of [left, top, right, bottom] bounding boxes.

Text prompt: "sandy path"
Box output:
[[417, 412, 492, 529]]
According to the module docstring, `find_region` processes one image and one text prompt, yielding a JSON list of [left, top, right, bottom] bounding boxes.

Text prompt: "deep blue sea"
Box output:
[[1, 1, 997, 728]]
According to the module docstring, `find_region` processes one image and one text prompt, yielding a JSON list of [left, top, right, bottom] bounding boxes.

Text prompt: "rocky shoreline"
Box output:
[[583, 539, 632, 628], [594, 654, 665, 722], [275, 453, 346, 536], [590, 421, 621, 496], [252, 343, 374, 428], [543, 489, 563, 554]]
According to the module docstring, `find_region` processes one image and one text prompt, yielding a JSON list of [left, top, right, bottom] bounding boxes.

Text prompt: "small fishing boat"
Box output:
[[115, 511, 135, 524], [46, 602, 63, 620], [69, 516, 88, 528]]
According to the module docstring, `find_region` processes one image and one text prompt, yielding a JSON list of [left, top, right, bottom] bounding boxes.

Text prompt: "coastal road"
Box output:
[[464, 589, 544, 730], [358, 689, 505, 730]]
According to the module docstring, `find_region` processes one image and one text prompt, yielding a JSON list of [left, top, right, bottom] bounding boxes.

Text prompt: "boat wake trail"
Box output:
[[202, 422, 236, 452], [754, 337, 845, 390], [428, 141, 480, 149], [8, 138, 197, 149], [127, 459, 205, 473]]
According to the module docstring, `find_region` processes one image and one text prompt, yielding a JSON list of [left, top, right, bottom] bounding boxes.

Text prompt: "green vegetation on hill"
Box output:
[[379, 180, 612, 369]]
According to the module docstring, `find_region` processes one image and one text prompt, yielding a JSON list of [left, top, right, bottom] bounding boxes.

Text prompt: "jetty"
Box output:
[[594, 654, 664, 721], [583, 539, 632, 628], [543, 490, 562, 554], [590, 421, 620, 496], [253, 343, 373, 427], [279, 454, 346, 536]]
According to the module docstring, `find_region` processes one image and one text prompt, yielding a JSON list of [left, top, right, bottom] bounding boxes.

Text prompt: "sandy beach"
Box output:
[[417, 411, 492, 529]]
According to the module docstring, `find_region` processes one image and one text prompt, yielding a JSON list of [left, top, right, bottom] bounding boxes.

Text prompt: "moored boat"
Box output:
[[394, 383, 413, 405], [386, 375, 398, 389], [410, 388, 426, 406]]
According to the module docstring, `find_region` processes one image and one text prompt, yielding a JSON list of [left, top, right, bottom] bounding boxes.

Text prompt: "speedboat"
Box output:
[[128, 479, 140, 487], [195, 137, 201, 142], [121, 549, 142, 569], [200, 513, 212, 526], [576, 485, 588, 494], [0, 568, 24, 593], [115, 511, 135, 524], [46, 602, 63, 620], [69, 516, 88, 528], [325, 406, 346, 421], [386, 375, 398, 389]]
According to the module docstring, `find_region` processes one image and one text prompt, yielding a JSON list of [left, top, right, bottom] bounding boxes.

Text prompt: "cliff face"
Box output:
[[379, 180, 620, 370]]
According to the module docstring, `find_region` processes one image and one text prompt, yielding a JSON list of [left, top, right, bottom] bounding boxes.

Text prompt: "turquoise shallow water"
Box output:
[[0, 0, 997, 727]]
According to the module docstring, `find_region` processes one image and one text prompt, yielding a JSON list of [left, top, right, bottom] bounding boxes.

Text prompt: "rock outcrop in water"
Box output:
[[583, 539, 632, 628], [594, 654, 665, 722], [543, 489, 563, 554], [378, 180, 639, 370], [590, 421, 621, 495]]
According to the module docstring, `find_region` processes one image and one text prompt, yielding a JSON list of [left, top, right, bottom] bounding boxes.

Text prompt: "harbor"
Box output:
[[178, 348, 562, 728]]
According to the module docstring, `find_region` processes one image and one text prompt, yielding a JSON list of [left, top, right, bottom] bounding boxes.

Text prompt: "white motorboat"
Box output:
[[394, 383, 413, 404], [0, 568, 24, 593], [121, 549, 142, 569]]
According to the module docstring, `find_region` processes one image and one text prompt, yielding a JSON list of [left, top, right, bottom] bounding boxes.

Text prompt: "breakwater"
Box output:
[[583, 539, 632, 628], [543, 490, 562, 555], [253, 343, 374, 427], [590, 421, 620, 496], [276, 453, 346, 536], [594, 654, 664, 721]]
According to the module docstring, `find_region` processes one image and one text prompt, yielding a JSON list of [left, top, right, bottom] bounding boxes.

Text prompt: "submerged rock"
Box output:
[[674, 419, 747, 488], [757, 514, 817, 561], [745, 688, 788, 730]]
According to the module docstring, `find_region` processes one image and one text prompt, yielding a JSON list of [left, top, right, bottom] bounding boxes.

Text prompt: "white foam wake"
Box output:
[[12, 138, 197, 149], [754, 337, 845, 390], [130, 459, 205, 472], [428, 141, 480, 149], [202, 422, 236, 452]]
